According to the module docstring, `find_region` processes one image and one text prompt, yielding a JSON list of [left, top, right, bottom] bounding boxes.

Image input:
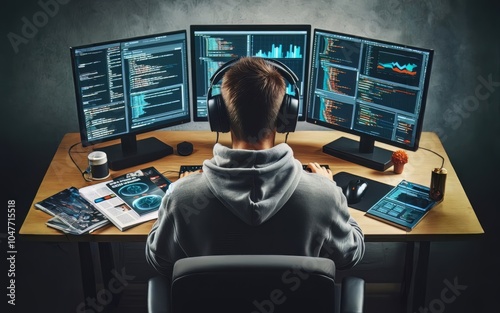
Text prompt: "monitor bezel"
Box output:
[[70, 29, 191, 147], [306, 28, 434, 152], [190, 24, 312, 122]]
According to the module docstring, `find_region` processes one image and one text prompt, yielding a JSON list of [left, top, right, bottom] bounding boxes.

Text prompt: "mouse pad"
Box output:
[[333, 171, 394, 212]]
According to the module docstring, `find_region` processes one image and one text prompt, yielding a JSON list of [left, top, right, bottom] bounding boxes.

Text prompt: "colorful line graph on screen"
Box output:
[[376, 51, 421, 78], [377, 61, 417, 76]]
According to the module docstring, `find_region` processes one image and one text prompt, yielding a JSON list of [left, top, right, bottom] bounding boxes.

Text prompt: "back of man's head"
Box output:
[[221, 57, 286, 142]]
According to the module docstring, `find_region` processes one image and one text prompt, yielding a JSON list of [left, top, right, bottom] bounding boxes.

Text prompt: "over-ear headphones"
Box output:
[[207, 57, 300, 134]]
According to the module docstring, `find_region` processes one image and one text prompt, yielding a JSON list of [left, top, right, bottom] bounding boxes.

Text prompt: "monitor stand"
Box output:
[[97, 135, 173, 171], [323, 136, 393, 171]]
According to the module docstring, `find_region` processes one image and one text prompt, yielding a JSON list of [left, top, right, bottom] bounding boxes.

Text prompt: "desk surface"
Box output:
[[20, 131, 484, 242]]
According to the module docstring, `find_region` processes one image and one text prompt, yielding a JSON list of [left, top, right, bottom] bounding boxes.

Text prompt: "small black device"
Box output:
[[344, 179, 368, 205], [177, 141, 193, 156], [206, 57, 300, 134]]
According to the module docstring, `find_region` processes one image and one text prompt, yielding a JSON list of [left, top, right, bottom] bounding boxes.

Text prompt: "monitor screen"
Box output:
[[190, 24, 311, 121], [307, 29, 433, 171], [70, 30, 190, 170]]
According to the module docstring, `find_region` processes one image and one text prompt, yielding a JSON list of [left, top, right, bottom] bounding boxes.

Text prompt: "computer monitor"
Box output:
[[307, 29, 434, 171], [190, 24, 311, 121], [70, 30, 190, 170]]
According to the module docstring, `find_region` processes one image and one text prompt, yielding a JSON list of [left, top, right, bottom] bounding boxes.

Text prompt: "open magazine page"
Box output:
[[123, 167, 171, 192], [79, 181, 158, 231], [79, 167, 170, 231], [107, 176, 164, 216]]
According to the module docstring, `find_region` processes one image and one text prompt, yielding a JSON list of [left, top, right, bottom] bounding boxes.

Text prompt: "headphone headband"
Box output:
[[210, 58, 299, 87]]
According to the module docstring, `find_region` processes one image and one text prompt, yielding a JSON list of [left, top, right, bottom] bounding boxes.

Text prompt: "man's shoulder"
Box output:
[[294, 173, 344, 201]]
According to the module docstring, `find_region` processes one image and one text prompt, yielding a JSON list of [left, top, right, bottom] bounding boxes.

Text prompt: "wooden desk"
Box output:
[[20, 130, 484, 311], [21, 130, 483, 240]]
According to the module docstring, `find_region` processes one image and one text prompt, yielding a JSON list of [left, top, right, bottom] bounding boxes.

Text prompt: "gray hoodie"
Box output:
[[146, 143, 365, 277], [204, 143, 301, 226]]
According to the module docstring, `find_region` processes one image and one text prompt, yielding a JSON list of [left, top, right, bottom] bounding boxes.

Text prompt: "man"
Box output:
[[145, 57, 365, 277]]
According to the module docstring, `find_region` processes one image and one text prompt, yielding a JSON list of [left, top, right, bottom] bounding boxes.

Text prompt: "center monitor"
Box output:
[[307, 29, 434, 171], [190, 24, 311, 121]]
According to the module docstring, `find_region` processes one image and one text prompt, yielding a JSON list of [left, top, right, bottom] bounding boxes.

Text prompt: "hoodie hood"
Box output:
[[203, 143, 302, 226]]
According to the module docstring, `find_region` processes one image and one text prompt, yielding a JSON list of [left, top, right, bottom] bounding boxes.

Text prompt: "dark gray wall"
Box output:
[[2, 0, 499, 312]]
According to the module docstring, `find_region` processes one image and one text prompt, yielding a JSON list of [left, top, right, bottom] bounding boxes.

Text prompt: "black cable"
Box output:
[[162, 170, 182, 177], [420, 147, 445, 169], [284, 132, 289, 143], [68, 141, 93, 182]]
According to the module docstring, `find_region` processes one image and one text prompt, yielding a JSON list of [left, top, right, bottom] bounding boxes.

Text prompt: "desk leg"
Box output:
[[402, 242, 415, 312], [78, 243, 119, 312], [412, 241, 430, 312], [98, 242, 121, 309], [78, 242, 97, 302], [402, 241, 431, 313]]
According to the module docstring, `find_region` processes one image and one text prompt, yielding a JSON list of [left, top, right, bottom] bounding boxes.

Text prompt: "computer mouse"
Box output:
[[343, 179, 368, 205]]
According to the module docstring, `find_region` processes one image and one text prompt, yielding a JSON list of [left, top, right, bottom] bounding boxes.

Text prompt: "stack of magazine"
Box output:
[[35, 186, 110, 235], [35, 167, 171, 234]]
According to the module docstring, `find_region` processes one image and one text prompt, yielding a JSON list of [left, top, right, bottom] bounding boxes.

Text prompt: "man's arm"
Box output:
[[145, 186, 187, 277]]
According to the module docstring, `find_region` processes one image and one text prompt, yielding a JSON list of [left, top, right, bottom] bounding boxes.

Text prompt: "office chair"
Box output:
[[147, 255, 365, 313]]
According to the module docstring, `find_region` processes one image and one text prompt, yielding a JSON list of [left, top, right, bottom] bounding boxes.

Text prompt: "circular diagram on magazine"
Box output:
[[132, 194, 162, 212], [118, 182, 149, 197]]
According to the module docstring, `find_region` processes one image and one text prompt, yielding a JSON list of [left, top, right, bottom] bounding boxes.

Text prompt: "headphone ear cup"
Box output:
[[276, 94, 299, 133], [207, 95, 231, 133]]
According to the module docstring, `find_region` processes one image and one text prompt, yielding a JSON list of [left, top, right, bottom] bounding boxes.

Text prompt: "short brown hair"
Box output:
[[221, 57, 286, 142]]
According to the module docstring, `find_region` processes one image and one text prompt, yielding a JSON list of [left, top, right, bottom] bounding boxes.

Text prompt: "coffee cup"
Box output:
[[87, 151, 110, 180]]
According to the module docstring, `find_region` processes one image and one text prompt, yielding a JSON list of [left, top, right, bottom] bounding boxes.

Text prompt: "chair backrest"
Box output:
[[171, 255, 338, 313]]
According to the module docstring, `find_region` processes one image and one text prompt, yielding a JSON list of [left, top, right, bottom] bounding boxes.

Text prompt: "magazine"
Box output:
[[35, 186, 110, 235], [365, 180, 439, 231], [79, 167, 171, 231]]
